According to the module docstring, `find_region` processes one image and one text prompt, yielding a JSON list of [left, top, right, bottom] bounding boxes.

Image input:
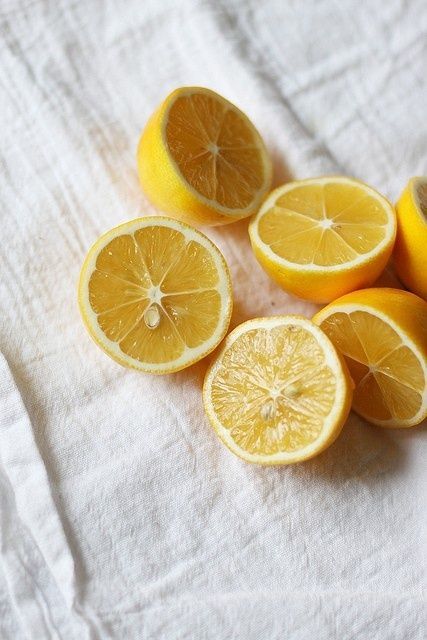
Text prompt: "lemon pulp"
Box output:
[[257, 181, 390, 266], [79, 217, 232, 373], [165, 92, 266, 210], [319, 310, 425, 423], [137, 87, 272, 225], [204, 316, 353, 464]]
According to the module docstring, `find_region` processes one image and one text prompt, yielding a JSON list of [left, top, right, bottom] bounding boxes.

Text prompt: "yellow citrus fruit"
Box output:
[[78, 217, 233, 374], [313, 288, 427, 428], [203, 316, 353, 465], [394, 176, 427, 300], [249, 176, 396, 303], [137, 87, 272, 226]]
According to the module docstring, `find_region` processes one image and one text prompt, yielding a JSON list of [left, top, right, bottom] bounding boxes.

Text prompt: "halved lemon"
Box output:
[[137, 87, 272, 226], [249, 176, 396, 303], [203, 316, 353, 465], [78, 217, 233, 374], [313, 288, 427, 427], [394, 176, 427, 300]]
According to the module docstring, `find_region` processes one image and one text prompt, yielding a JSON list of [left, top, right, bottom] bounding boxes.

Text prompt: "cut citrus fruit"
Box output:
[[313, 288, 427, 428], [203, 316, 353, 465], [249, 176, 396, 303], [78, 217, 233, 374], [137, 87, 272, 226], [394, 176, 427, 300]]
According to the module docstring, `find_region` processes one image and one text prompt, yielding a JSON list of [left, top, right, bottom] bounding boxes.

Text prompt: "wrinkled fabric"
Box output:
[[0, 1, 426, 638]]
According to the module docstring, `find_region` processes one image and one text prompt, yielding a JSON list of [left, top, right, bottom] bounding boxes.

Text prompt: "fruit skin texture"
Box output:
[[78, 216, 233, 375], [313, 287, 427, 428], [203, 316, 354, 466], [250, 238, 393, 304], [137, 87, 272, 227], [394, 178, 427, 300], [249, 177, 397, 304]]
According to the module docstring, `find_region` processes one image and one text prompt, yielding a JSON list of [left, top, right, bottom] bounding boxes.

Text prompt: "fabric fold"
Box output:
[[0, 353, 91, 639]]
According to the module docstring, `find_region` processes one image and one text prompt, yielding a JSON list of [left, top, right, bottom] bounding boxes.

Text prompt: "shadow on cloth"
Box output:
[[171, 153, 416, 484], [292, 413, 406, 482]]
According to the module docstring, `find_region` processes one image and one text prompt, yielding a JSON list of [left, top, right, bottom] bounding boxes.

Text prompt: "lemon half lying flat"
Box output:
[[78, 217, 232, 374], [203, 316, 353, 465], [314, 288, 427, 427], [249, 176, 396, 303], [137, 87, 272, 226], [394, 176, 427, 300]]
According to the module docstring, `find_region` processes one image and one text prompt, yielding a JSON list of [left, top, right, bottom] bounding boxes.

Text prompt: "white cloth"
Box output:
[[0, 0, 426, 638]]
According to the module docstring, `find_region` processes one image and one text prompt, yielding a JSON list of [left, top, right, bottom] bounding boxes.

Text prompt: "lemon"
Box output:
[[203, 316, 353, 465], [137, 87, 272, 226], [78, 216, 232, 374], [249, 176, 396, 303], [394, 177, 427, 300], [313, 288, 427, 428]]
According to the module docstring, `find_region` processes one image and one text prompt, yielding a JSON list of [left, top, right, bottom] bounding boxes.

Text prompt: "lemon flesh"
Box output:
[[138, 87, 272, 226], [249, 177, 396, 303], [203, 316, 353, 465], [314, 288, 427, 427], [79, 217, 232, 374]]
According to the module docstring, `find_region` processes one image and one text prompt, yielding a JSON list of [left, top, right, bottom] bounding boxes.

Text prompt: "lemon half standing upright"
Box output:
[[78, 217, 232, 374], [203, 316, 353, 465], [137, 87, 272, 226], [314, 288, 427, 428], [394, 177, 427, 300], [249, 176, 396, 303]]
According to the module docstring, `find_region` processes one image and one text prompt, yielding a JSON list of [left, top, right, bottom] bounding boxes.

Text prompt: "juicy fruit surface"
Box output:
[[416, 179, 427, 216], [315, 289, 427, 427], [204, 317, 352, 464], [137, 87, 272, 225], [79, 218, 232, 373], [249, 177, 396, 303], [319, 311, 424, 422], [165, 92, 266, 210], [394, 177, 427, 300], [210, 326, 335, 453], [257, 181, 390, 265]]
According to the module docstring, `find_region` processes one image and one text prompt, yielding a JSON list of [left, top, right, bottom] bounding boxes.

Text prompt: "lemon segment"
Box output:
[[249, 176, 396, 303], [78, 217, 233, 374], [313, 288, 427, 427], [203, 316, 353, 465], [394, 177, 427, 300], [137, 87, 272, 226]]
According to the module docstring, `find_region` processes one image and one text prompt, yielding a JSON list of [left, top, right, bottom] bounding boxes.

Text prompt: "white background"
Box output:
[[0, 0, 426, 638]]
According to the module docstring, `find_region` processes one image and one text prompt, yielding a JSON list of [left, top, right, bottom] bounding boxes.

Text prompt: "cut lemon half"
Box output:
[[137, 87, 272, 226], [249, 176, 396, 303], [203, 316, 353, 465], [394, 176, 427, 300], [78, 217, 233, 374], [313, 288, 427, 427]]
